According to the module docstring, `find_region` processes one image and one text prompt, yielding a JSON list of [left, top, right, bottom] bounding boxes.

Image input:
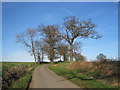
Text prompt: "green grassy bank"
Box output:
[[48, 62, 119, 88], [2, 62, 39, 89]]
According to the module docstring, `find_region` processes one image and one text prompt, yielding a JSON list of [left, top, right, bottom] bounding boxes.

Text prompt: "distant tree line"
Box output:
[[16, 16, 102, 64], [96, 53, 119, 62]]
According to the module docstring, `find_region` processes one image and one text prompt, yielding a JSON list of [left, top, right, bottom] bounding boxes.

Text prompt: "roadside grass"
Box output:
[[11, 63, 42, 88], [11, 63, 49, 88], [71, 78, 118, 88], [12, 72, 32, 88], [48, 62, 119, 88]]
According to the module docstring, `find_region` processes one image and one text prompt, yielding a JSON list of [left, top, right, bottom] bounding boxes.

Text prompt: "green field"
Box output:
[[48, 62, 119, 88], [2, 62, 39, 89]]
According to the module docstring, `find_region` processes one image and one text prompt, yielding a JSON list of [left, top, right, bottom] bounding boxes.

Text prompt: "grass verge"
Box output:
[[12, 72, 32, 88], [11, 63, 40, 89], [48, 63, 119, 88]]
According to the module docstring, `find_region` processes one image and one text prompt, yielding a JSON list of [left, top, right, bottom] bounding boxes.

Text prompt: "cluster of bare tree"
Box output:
[[16, 16, 102, 64]]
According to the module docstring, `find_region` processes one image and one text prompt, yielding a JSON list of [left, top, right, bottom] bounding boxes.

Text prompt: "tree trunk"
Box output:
[[37, 54, 41, 64], [33, 49, 37, 64], [50, 46, 54, 63], [32, 43, 37, 64], [70, 43, 73, 62], [41, 52, 44, 64], [63, 55, 66, 62]]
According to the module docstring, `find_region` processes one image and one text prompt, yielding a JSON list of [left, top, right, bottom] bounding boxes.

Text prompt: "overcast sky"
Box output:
[[2, 2, 118, 62]]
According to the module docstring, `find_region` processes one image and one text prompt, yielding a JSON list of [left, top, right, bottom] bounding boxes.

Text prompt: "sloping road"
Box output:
[[29, 64, 80, 88]]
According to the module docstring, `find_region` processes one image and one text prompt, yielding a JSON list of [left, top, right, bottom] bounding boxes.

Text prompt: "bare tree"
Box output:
[[34, 41, 41, 63], [57, 43, 69, 62], [38, 25, 61, 63], [73, 52, 86, 62], [34, 40, 48, 63], [59, 16, 102, 62], [16, 28, 37, 64], [73, 42, 82, 52]]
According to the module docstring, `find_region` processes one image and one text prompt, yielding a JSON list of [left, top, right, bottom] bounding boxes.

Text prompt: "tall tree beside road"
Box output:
[[38, 25, 61, 63], [60, 16, 102, 62], [16, 28, 38, 64]]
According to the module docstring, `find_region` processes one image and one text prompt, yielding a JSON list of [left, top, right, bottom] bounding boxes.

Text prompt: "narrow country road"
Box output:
[[29, 64, 80, 88]]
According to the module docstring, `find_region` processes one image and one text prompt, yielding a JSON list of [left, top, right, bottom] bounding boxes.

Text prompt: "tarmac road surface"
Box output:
[[29, 64, 80, 88]]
